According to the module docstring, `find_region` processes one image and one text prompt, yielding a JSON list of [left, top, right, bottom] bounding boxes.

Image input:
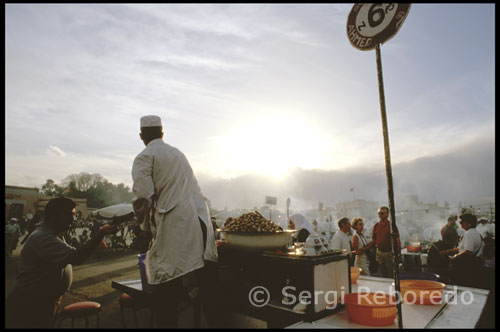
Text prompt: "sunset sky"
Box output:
[[6, 4, 495, 209]]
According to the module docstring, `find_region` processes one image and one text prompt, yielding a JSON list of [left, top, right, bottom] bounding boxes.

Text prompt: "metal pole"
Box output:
[[375, 43, 403, 329]]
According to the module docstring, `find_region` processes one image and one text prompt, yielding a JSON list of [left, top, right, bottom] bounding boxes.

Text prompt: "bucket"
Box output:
[[399, 280, 446, 305], [138, 253, 152, 291], [344, 292, 397, 326], [351, 267, 362, 284]]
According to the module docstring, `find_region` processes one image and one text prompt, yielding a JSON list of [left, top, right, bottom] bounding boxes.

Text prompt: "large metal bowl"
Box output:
[[220, 229, 297, 251]]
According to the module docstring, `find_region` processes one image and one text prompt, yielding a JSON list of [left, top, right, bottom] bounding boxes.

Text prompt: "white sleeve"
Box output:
[[132, 152, 155, 201]]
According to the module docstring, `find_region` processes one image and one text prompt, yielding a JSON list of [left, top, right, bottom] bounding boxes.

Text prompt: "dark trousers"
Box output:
[[149, 218, 220, 328], [195, 261, 224, 328], [150, 277, 184, 328]]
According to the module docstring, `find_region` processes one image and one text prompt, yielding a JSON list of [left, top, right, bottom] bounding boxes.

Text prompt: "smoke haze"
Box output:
[[199, 135, 495, 211]]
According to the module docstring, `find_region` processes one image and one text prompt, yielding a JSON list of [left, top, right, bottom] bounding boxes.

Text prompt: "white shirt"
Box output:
[[331, 230, 352, 253], [487, 223, 495, 238], [458, 228, 483, 257], [476, 224, 489, 238], [132, 139, 217, 284]]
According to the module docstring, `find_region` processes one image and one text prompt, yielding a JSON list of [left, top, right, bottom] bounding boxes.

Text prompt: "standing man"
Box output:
[[6, 217, 21, 256], [371, 206, 401, 278], [5, 197, 118, 328], [441, 214, 459, 248], [331, 217, 353, 264], [211, 216, 220, 240], [131, 115, 218, 328]]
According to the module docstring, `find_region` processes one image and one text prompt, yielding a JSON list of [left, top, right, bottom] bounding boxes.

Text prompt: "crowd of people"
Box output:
[[278, 206, 495, 288], [287, 206, 400, 278], [5, 212, 152, 258]]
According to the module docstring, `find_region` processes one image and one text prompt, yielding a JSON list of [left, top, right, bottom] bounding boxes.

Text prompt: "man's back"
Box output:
[[133, 139, 202, 214], [441, 224, 458, 247], [16, 224, 74, 298]]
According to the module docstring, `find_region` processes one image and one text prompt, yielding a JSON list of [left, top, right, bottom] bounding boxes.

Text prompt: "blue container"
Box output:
[[138, 253, 152, 291]]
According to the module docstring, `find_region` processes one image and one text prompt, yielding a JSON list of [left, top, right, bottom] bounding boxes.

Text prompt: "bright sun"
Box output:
[[213, 113, 332, 179]]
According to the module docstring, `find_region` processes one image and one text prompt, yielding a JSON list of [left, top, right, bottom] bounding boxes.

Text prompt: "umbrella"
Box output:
[[91, 203, 135, 225]]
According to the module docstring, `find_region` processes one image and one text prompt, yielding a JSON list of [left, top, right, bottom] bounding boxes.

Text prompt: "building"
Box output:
[[5, 185, 91, 222], [5, 185, 40, 223], [35, 196, 90, 219], [335, 199, 381, 222]]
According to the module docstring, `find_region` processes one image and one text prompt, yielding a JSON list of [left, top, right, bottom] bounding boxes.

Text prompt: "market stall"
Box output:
[[111, 211, 491, 328], [287, 275, 490, 329]]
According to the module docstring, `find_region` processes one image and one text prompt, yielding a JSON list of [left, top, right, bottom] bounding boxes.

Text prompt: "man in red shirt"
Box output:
[[371, 206, 401, 278]]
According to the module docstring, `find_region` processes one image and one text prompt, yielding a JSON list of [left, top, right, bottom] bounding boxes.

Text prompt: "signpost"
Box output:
[[265, 196, 277, 220], [347, 3, 411, 329], [286, 197, 291, 223]]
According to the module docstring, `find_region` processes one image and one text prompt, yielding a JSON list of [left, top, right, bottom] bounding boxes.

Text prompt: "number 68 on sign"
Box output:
[[347, 3, 411, 51]]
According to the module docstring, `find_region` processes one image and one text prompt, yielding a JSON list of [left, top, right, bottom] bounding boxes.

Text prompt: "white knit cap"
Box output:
[[140, 115, 162, 128]]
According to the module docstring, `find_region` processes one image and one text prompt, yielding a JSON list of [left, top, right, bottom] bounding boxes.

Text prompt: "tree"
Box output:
[[41, 179, 64, 196], [41, 173, 134, 209], [61, 173, 104, 192]]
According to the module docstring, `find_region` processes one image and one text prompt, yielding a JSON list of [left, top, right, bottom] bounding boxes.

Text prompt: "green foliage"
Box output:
[[42, 173, 134, 208], [40, 179, 65, 196]]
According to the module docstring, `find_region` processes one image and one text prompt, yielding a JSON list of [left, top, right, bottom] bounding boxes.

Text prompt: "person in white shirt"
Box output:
[[487, 221, 495, 239], [442, 213, 484, 287], [331, 217, 353, 264], [132, 115, 218, 328], [351, 217, 372, 275], [289, 213, 317, 242], [476, 218, 488, 238]]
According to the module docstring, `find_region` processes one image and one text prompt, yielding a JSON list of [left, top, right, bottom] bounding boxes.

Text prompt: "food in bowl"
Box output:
[[343, 292, 397, 326], [399, 280, 446, 305], [221, 230, 296, 251], [222, 212, 282, 233]]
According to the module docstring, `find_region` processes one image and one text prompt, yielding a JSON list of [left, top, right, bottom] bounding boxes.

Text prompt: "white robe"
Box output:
[[132, 138, 217, 284]]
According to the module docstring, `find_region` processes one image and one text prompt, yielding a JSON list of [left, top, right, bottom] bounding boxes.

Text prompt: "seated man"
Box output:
[[5, 197, 118, 328]]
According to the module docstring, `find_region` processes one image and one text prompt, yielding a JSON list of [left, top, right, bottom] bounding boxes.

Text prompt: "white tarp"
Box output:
[[91, 203, 134, 219]]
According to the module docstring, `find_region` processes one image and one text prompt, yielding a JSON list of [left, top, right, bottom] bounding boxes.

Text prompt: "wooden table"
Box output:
[[111, 279, 202, 328]]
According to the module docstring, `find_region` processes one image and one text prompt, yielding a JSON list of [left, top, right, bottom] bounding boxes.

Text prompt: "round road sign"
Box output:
[[347, 3, 411, 51]]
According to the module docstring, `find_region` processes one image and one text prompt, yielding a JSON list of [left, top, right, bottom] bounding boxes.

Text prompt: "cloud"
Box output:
[[6, 151, 135, 189], [47, 145, 66, 157]]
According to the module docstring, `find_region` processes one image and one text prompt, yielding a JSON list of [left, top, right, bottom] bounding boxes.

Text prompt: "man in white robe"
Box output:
[[132, 115, 218, 327]]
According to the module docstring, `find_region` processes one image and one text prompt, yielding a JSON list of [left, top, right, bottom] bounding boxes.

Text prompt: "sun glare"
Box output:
[[213, 113, 332, 179]]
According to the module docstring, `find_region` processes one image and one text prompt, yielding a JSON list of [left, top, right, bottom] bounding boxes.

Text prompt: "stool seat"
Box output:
[[119, 293, 153, 328], [119, 293, 149, 309], [60, 301, 102, 318]]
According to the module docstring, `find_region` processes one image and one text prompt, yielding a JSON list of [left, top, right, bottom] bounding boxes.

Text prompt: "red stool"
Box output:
[[56, 301, 101, 328], [119, 293, 153, 328]]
